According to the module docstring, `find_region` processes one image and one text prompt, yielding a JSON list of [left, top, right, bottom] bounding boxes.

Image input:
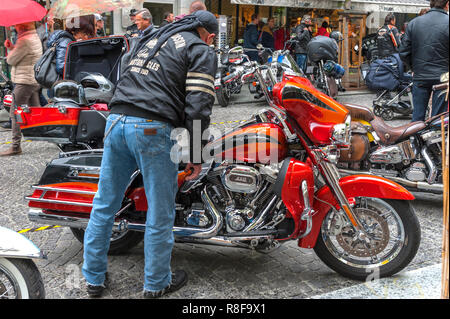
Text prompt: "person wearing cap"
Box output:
[[82, 10, 218, 299], [94, 14, 106, 37], [293, 14, 313, 72], [126, 9, 139, 38]]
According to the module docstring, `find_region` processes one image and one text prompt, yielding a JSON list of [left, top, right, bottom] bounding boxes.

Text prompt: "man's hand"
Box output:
[[184, 162, 202, 181]]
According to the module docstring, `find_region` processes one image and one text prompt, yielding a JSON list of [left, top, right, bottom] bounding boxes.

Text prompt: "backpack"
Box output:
[[365, 55, 401, 91], [34, 40, 61, 89], [376, 25, 398, 57]]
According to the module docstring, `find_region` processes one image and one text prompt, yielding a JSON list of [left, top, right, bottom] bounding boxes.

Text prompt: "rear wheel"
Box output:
[[71, 227, 144, 255], [313, 198, 420, 281]]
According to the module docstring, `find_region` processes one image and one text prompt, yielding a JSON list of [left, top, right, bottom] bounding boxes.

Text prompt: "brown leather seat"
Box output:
[[343, 103, 375, 122], [370, 117, 426, 145]]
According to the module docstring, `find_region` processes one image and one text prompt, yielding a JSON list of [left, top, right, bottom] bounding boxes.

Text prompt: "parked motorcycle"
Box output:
[[14, 36, 128, 152], [214, 46, 251, 107], [24, 60, 421, 281], [0, 226, 46, 299], [305, 34, 345, 98], [339, 74, 448, 194]]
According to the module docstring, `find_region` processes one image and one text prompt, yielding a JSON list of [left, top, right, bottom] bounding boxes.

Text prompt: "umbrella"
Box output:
[[0, 0, 47, 27], [49, 0, 144, 19]]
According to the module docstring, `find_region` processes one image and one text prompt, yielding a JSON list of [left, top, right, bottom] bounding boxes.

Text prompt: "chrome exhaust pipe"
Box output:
[[28, 187, 225, 238], [338, 169, 443, 193]]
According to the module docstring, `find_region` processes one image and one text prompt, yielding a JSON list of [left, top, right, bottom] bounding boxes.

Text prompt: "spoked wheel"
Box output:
[[381, 108, 394, 121], [314, 198, 421, 281], [373, 105, 384, 117], [0, 258, 45, 299]]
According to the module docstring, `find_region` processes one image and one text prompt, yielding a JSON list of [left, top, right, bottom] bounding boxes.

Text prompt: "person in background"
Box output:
[[317, 21, 330, 37], [293, 14, 313, 72], [46, 15, 96, 77], [243, 13, 260, 61], [135, 8, 153, 37], [399, 0, 449, 122], [376, 13, 401, 58], [95, 14, 106, 37], [189, 0, 207, 13], [0, 22, 42, 156], [160, 12, 174, 27], [260, 17, 275, 50], [126, 9, 139, 38]]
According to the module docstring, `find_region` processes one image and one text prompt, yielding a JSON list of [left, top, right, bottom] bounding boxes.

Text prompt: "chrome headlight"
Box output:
[[331, 115, 351, 146]]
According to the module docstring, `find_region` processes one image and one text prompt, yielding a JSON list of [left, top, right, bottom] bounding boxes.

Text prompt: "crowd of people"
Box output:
[[0, 0, 448, 300], [242, 0, 448, 121]]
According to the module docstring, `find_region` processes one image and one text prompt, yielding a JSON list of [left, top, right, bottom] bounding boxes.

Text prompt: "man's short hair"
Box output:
[[163, 12, 172, 20], [385, 13, 395, 24], [430, 0, 449, 8], [136, 8, 152, 22], [189, 1, 207, 13], [251, 13, 259, 21]]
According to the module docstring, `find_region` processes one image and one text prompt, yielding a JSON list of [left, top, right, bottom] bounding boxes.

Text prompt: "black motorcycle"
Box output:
[[214, 46, 252, 107]]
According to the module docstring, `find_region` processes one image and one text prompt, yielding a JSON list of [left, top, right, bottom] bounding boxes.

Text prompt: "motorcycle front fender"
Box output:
[[298, 174, 415, 249], [0, 226, 45, 259]]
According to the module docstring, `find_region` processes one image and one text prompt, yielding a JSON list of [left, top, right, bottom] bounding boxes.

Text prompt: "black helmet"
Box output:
[[52, 80, 86, 105], [330, 31, 343, 42], [80, 73, 115, 104]]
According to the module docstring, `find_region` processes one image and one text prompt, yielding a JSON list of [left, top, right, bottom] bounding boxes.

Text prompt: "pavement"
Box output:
[[0, 88, 446, 300]]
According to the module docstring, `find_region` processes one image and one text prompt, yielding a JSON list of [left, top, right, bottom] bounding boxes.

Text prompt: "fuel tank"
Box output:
[[273, 77, 349, 145], [205, 122, 288, 164]]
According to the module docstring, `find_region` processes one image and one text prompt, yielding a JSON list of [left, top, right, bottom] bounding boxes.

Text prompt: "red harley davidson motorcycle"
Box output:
[[24, 59, 420, 281]]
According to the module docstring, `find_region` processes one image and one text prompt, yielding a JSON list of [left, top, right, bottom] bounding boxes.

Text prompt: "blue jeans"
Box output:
[[82, 114, 178, 292], [295, 54, 307, 72], [412, 79, 447, 122]]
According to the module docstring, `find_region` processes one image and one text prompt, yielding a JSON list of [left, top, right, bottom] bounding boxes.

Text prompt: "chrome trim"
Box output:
[[25, 197, 93, 207], [243, 195, 279, 232], [421, 148, 438, 184], [28, 188, 224, 240], [31, 185, 97, 195], [298, 180, 314, 239], [173, 187, 223, 238]]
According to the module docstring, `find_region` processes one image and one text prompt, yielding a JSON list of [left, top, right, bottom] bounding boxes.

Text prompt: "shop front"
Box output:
[[209, 0, 430, 89]]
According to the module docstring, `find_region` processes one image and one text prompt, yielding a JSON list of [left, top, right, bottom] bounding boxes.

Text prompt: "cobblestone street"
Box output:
[[0, 91, 444, 299]]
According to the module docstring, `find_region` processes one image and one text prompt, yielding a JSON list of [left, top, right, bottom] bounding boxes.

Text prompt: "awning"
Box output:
[[230, 0, 429, 13]]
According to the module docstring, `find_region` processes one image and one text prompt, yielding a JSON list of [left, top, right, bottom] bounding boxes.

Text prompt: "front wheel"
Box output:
[[314, 198, 420, 281], [0, 257, 45, 299]]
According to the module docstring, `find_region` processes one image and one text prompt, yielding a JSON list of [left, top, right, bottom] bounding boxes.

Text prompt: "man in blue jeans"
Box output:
[[82, 10, 218, 298], [399, 0, 449, 121]]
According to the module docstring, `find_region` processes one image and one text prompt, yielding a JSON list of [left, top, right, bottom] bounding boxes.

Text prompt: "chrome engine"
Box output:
[[204, 162, 283, 233], [369, 140, 415, 164]]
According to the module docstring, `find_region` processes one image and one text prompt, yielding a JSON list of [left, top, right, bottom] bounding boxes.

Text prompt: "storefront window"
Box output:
[[143, 2, 174, 26]]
